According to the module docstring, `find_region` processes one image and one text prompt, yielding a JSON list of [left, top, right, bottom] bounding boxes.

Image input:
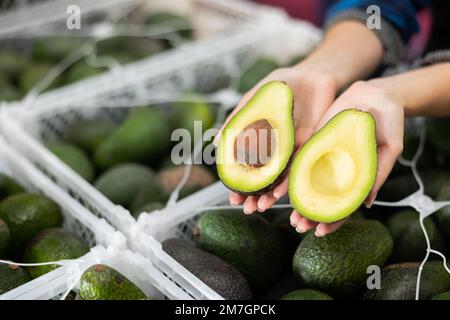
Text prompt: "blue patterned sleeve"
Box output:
[[324, 0, 429, 65], [325, 0, 429, 42]]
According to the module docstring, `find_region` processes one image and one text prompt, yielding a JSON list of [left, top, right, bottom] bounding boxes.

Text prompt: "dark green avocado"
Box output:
[[162, 238, 252, 300], [79, 264, 146, 300], [364, 261, 450, 300], [293, 219, 393, 297], [195, 210, 285, 292], [0, 264, 30, 295], [23, 228, 89, 279], [0, 193, 62, 255]]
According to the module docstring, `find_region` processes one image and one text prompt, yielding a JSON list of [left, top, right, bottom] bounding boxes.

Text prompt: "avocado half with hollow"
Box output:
[[289, 109, 377, 223], [216, 81, 295, 195]]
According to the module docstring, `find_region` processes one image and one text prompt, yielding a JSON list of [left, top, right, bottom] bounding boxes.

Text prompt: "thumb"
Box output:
[[365, 145, 400, 207], [213, 89, 257, 147]]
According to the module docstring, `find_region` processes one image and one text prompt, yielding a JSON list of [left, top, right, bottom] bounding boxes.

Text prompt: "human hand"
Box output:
[[215, 66, 338, 214], [290, 80, 405, 236]]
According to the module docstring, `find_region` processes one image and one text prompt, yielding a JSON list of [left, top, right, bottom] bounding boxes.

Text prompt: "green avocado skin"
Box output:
[[19, 63, 61, 93], [162, 238, 253, 300], [426, 170, 450, 198], [79, 264, 146, 300], [64, 61, 105, 85], [431, 291, 450, 300], [0, 264, 30, 295], [145, 12, 193, 42], [364, 262, 450, 300], [130, 182, 169, 213], [0, 193, 62, 255], [0, 173, 25, 202], [387, 209, 446, 262], [94, 108, 171, 170], [271, 210, 305, 257], [94, 163, 162, 209], [280, 289, 333, 300], [33, 37, 85, 62], [293, 219, 393, 297], [23, 228, 89, 279], [171, 93, 216, 139], [131, 202, 165, 219], [237, 58, 278, 94], [195, 210, 285, 292], [0, 51, 28, 78], [48, 143, 94, 182], [0, 219, 11, 258], [62, 120, 116, 155]]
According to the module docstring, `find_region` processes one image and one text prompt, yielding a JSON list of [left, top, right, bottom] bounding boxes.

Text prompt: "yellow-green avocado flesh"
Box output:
[[216, 81, 295, 195], [289, 109, 377, 223]]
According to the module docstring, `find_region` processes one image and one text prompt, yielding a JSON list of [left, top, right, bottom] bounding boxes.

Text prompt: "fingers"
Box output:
[[243, 196, 258, 215], [290, 211, 351, 237], [257, 192, 278, 212], [290, 211, 318, 233], [213, 82, 266, 146], [290, 211, 301, 226], [365, 144, 402, 207], [229, 192, 245, 206], [272, 178, 288, 200], [254, 177, 289, 212], [315, 217, 349, 237]]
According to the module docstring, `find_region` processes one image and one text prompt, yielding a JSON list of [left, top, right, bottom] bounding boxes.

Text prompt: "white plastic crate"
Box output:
[[130, 183, 231, 300], [0, 0, 139, 40], [0, 12, 321, 233], [0, 136, 125, 250], [0, 137, 123, 298], [0, 0, 293, 103], [0, 245, 193, 300], [0, 11, 321, 299], [0, 0, 282, 41], [0, 138, 192, 300], [134, 119, 450, 301]]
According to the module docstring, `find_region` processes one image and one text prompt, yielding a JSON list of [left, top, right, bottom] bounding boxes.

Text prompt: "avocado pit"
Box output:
[[233, 119, 275, 168]]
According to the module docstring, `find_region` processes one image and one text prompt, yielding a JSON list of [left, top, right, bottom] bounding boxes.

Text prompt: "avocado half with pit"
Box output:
[[216, 81, 295, 195], [289, 109, 377, 223]]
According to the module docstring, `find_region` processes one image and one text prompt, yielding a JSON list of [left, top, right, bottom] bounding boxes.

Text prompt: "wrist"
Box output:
[[368, 77, 407, 112], [291, 61, 339, 92], [293, 21, 383, 90]]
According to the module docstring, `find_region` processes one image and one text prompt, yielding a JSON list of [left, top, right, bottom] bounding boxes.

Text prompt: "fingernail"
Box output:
[[295, 227, 304, 233], [365, 194, 377, 209], [243, 209, 251, 215], [315, 230, 324, 237], [257, 202, 264, 212], [273, 192, 281, 200], [370, 193, 378, 207], [290, 217, 296, 227]]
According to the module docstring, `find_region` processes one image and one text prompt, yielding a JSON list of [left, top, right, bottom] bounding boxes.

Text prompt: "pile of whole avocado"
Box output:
[[76, 264, 149, 300], [197, 75, 450, 300], [162, 195, 450, 300], [48, 97, 218, 219], [0, 173, 90, 295], [0, 173, 151, 300], [0, 11, 192, 102]]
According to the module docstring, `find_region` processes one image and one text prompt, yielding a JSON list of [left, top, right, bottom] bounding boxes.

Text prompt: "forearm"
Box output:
[[294, 21, 383, 90], [371, 63, 450, 117]]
